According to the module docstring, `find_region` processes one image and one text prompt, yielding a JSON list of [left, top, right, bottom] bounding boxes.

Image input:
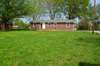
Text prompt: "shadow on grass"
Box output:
[[77, 35, 100, 45], [79, 62, 100, 66], [0, 29, 30, 32], [11, 29, 30, 31]]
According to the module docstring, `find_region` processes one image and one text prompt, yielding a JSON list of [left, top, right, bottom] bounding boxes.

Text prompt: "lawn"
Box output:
[[0, 31, 100, 66]]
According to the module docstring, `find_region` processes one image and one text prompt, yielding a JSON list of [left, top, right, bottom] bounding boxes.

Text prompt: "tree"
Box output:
[[32, 0, 45, 20], [66, 0, 90, 19], [78, 3, 94, 30], [40, 0, 65, 20], [96, 4, 100, 16], [66, 0, 80, 19], [41, 0, 56, 20], [0, 0, 35, 30]]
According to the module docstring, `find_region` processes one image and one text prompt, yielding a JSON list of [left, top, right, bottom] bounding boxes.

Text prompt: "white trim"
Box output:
[[42, 23, 46, 29]]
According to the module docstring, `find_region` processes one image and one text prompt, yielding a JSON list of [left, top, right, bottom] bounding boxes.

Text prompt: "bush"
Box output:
[[78, 18, 89, 30], [97, 24, 100, 30], [13, 19, 30, 30]]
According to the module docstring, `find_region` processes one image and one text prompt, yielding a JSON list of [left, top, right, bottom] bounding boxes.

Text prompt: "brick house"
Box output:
[[30, 20, 77, 31]]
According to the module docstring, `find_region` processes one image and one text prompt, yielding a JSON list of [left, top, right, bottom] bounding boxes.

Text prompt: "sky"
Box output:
[[91, 0, 100, 4], [95, 0, 100, 4]]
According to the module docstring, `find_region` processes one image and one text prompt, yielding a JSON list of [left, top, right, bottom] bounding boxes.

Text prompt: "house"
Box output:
[[96, 18, 100, 24], [30, 19, 77, 31]]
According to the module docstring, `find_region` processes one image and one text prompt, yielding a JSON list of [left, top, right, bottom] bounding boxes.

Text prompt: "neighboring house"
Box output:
[[96, 18, 100, 24], [96, 18, 100, 30], [30, 19, 77, 31]]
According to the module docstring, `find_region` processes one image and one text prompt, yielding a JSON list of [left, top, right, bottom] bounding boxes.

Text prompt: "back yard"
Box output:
[[0, 31, 100, 66]]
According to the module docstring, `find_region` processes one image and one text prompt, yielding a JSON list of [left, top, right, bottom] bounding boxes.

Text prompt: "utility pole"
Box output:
[[93, 0, 96, 16], [92, 0, 96, 34]]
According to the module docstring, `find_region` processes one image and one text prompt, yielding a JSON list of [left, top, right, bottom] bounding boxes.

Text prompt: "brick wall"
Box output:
[[32, 23, 42, 30], [31, 22, 77, 31]]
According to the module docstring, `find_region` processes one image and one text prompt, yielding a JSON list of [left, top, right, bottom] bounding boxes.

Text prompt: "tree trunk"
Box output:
[[92, 24, 95, 34], [1, 23, 7, 31], [0, 23, 12, 31], [91, 22, 96, 34], [0, 18, 12, 31]]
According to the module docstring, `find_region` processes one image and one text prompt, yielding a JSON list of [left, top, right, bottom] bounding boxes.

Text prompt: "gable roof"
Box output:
[[33, 19, 78, 24]]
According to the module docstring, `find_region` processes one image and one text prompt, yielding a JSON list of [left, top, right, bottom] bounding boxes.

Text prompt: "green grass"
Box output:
[[0, 31, 100, 66]]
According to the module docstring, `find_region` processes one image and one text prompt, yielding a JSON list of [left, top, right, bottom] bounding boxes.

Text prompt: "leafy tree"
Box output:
[[66, 0, 80, 19], [41, 0, 65, 20], [78, 3, 94, 30], [66, 0, 90, 19], [0, 0, 35, 30], [41, 0, 56, 20], [32, 0, 45, 20], [96, 4, 100, 16]]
